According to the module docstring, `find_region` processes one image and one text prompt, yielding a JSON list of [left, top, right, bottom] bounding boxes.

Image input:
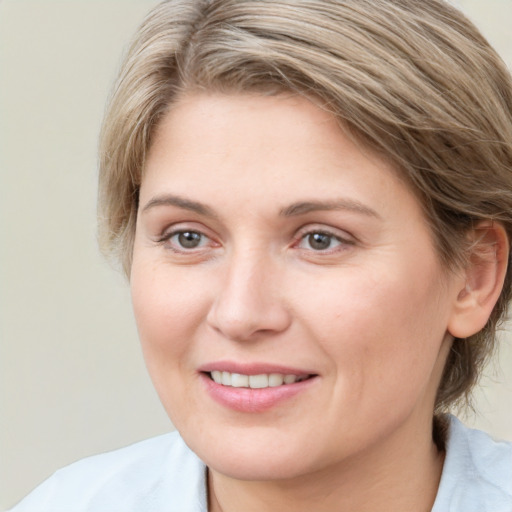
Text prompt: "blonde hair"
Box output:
[[98, 0, 512, 411]]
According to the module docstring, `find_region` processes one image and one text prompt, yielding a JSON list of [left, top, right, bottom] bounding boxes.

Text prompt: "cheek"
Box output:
[[130, 261, 209, 367], [298, 261, 450, 400], [130, 261, 214, 425]]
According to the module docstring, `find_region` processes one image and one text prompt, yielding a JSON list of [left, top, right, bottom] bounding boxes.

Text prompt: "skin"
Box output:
[[131, 93, 469, 512]]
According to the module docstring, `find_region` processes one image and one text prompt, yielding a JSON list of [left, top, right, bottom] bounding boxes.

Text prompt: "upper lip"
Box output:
[[198, 361, 316, 377]]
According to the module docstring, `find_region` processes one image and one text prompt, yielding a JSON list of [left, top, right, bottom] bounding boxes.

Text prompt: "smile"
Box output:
[[209, 371, 310, 388]]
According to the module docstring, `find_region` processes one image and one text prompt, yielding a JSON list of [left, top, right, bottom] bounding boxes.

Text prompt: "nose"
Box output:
[[206, 249, 292, 341]]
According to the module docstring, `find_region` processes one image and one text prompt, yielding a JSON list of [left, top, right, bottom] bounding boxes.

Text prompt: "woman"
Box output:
[[11, 0, 512, 511]]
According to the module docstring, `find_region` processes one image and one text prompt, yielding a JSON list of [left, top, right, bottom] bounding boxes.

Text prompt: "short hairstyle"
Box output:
[[98, 0, 512, 411]]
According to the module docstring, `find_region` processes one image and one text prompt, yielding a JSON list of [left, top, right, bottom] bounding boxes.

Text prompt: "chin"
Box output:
[[179, 424, 322, 482], [207, 451, 316, 482]]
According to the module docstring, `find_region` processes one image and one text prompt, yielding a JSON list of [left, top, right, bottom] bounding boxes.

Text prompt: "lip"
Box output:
[[197, 361, 315, 376], [198, 361, 318, 413]]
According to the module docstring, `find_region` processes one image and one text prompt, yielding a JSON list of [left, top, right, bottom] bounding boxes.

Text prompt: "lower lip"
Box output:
[[200, 373, 317, 413]]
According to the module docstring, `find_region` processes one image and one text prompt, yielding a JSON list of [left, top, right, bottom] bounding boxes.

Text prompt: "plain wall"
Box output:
[[1, 1, 511, 510]]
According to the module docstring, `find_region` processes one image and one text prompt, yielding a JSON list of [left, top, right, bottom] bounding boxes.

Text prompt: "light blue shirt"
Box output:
[[9, 416, 512, 512], [432, 416, 512, 511]]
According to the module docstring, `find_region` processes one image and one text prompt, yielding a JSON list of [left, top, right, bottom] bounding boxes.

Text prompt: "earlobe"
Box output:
[[448, 221, 509, 339]]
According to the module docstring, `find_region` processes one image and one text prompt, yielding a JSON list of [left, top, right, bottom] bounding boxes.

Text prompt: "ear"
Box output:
[[448, 221, 509, 339]]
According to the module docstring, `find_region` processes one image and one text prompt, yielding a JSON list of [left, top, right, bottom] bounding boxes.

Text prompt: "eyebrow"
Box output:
[[141, 194, 218, 218], [280, 199, 381, 219], [141, 194, 381, 220]]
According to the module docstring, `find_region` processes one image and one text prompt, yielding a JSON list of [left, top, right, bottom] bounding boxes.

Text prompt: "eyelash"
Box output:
[[157, 226, 354, 255], [157, 229, 214, 252], [294, 228, 354, 253]]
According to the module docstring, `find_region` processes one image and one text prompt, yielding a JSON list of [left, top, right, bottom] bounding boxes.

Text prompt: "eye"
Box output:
[[303, 232, 340, 251], [158, 229, 213, 251], [295, 228, 353, 253], [171, 230, 206, 249]]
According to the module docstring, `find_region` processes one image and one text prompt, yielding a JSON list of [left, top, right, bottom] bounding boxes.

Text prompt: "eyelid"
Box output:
[[157, 228, 206, 243], [292, 224, 356, 255], [294, 224, 355, 243], [156, 223, 220, 251]]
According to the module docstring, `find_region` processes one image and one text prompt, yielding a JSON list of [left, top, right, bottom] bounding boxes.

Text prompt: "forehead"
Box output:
[[143, 92, 409, 208], [136, 93, 442, 264]]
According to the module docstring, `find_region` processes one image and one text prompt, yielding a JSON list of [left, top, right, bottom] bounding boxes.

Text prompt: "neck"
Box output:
[[208, 416, 445, 512]]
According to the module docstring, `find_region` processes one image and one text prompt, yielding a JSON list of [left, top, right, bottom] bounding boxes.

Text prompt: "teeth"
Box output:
[[231, 373, 249, 388], [249, 374, 268, 388], [209, 371, 308, 388], [268, 373, 284, 387]]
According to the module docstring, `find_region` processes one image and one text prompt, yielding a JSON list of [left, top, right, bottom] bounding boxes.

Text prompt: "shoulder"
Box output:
[[433, 415, 512, 512], [9, 431, 207, 512]]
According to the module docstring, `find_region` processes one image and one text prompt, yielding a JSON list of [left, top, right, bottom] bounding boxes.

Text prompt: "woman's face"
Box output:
[[131, 93, 462, 480]]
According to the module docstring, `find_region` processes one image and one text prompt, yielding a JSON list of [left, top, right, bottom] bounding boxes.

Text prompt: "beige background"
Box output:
[[1, 0, 511, 510]]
